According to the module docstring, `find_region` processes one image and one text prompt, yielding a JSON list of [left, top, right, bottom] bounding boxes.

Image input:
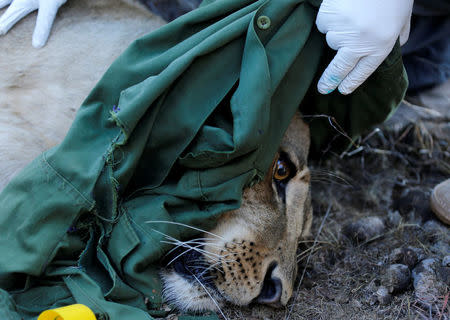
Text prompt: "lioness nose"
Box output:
[[256, 262, 282, 306]]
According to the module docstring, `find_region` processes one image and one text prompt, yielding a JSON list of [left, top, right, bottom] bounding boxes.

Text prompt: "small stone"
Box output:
[[430, 241, 450, 256], [335, 291, 350, 304], [393, 187, 432, 222], [387, 210, 402, 227], [351, 299, 362, 308], [363, 280, 378, 305], [412, 259, 448, 310], [367, 294, 378, 306], [436, 265, 450, 285], [442, 256, 450, 267], [389, 247, 419, 269], [376, 286, 392, 305], [408, 246, 427, 262], [423, 220, 448, 240], [383, 264, 411, 293], [413, 258, 437, 277], [342, 216, 386, 243]]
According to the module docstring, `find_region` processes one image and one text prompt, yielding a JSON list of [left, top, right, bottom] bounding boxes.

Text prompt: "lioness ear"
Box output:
[[280, 112, 311, 165]]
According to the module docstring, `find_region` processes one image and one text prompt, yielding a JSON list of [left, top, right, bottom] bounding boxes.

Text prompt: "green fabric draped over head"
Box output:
[[0, 0, 407, 318]]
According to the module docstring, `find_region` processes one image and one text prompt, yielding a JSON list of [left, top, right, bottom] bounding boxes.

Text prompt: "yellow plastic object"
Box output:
[[38, 304, 96, 320]]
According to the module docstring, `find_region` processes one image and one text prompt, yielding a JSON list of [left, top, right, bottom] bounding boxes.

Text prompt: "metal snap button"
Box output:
[[257, 15, 271, 30]]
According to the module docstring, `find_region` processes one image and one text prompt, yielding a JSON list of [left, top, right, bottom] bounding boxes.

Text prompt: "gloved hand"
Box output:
[[0, 0, 67, 48], [316, 0, 413, 95]]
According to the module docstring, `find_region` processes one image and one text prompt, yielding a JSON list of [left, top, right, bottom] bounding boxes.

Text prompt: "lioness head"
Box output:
[[162, 112, 312, 311]]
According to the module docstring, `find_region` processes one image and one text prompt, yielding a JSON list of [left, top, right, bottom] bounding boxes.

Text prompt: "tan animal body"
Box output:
[[0, 0, 312, 312]]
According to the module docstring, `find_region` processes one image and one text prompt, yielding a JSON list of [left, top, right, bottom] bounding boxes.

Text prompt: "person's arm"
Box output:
[[0, 0, 67, 48], [315, 0, 413, 95]]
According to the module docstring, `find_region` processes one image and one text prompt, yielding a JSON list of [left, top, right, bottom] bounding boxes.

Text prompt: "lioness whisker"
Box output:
[[296, 244, 322, 257], [310, 175, 351, 186], [160, 240, 223, 265], [161, 239, 231, 263], [296, 246, 323, 263], [164, 237, 225, 257], [298, 240, 333, 244], [190, 272, 229, 320], [198, 260, 225, 276], [146, 220, 227, 241], [311, 177, 350, 186], [161, 239, 236, 266], [157, 233, 236, 261], [310, 168, 352, 185], [286, 203, 332, 320], [149, 229, 224, 263], [163, 242, 213, 267]]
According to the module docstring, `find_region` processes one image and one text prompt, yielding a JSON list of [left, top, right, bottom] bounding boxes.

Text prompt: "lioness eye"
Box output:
[[274, 160, 290, 181]]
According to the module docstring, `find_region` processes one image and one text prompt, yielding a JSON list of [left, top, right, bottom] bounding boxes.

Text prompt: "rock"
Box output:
[[342, 216, 386, 243], [366, 294, 378, 306], [437, 256, 450, 285], [376, 286, 392, 305], [387, 210, 402, 227], [389, 247, 419, 269], [430, 241, 450, 256], [335, 291, 350, 304], [412, 259, 448, 310], [383, 264, 411, 293], [423, 220, 448, 241], [413, 258, 438, 276], [436, 265, 450, 286], [392, 187, 432, 222], [442, 256, 450, 267], [408, 246, 427, 262]]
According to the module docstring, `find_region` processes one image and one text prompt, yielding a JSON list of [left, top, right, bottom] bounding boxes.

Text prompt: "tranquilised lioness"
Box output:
[[0, 0, 312, 313]]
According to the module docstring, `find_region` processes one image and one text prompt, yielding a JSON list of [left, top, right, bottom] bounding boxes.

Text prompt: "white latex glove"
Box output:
[[316, 0, 413, 95], [0, 0, 66, 48]]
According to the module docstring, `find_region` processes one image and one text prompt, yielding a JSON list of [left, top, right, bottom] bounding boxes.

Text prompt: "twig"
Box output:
[[439, 293, 449, 320]]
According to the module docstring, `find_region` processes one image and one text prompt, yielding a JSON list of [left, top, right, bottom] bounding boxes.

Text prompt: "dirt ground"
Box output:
[[217, 83, 450, 319]]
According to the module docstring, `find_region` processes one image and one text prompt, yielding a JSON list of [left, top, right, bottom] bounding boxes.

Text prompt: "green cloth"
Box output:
[[0, 0, 407, 319]]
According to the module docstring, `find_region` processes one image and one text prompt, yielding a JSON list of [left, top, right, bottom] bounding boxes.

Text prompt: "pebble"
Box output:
[[376, 286, 392, 305], [387, 210, 401, 227], [383, 264, 411, 293], [393, 188, 432, 222], [408, 246, 427, 262], [412, 258, 448, 310], [389, 247, 419, 269], [442, 256, 450, 267], [342, 216, 386, 243], [335, 291, 350, 304], [423, 220, 448, 240], [430, 240, 450, 256], [437, 256, 450, 285]]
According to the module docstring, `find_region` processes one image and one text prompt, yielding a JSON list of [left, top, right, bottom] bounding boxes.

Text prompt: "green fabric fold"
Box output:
[[0, 0, 407, 318]]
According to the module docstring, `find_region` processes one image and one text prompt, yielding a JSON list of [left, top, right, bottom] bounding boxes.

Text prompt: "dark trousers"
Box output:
[[402, 0, 450, 93]]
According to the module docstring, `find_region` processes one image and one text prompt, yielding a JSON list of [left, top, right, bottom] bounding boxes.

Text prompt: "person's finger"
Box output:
[[399, 19, 411, 46], [32, 0, 65, 47], [325, 30, 343, 51], [337, 54, 385, 94], [0, 0, 13, 10], [399, 4, 413, 46], [317, 48, 360, 94], [0, 0, 38, 35]]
